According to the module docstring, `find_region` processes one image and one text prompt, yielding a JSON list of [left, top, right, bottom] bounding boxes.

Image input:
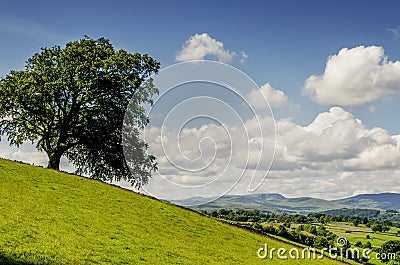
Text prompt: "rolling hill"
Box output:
[[0, 158, 345, 264], [334, 193, 400, 211], [179, 192, 400, 215]]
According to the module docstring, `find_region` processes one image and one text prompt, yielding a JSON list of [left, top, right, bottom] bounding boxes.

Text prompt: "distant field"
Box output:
[[325, 222, 400, 265], [255, 221, 399, 265], [0, 159, 345, 264], [325, 222, 400, 248]]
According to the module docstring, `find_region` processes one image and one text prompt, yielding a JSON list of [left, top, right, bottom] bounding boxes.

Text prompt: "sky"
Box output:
[[1, 0, 400, 201]]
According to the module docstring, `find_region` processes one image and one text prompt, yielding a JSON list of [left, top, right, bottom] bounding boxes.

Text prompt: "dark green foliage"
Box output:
[[314, 236, 330, 250], [305, 224, 318, 235], [0, 37, 160, 187], [252, 222, 262, 230], [354, 241, 363, 247], [276, 225, 289, 237], [284, 222, 291, 228], [379, 240, 400, 262], [363, 241, 372, 249], [372, 224, 384, 232], [211, 208, 268, 222], [263, 225, 276, 234], [296, 224, 304, 232], [320, 208, 381, 218]]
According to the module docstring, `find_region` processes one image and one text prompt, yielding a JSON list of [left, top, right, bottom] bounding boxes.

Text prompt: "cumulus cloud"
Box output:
[[343, 135, 400, 170], [141, 106, 400, 200], [176, 33, 239, 63], [276, 107, 398, 165], [245, 83, 288, 108], [303, 46, 400, 106]]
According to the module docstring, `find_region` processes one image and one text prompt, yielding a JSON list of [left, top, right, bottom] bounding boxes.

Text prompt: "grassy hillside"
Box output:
[[0, 159, 345, 264]]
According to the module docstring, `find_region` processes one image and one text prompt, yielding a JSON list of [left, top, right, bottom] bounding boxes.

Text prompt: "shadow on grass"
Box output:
[[0, 252, 36, 265]]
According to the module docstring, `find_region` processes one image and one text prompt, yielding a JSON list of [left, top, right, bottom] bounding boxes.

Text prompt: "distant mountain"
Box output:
[[335, 193, 400, 211], [174, 192, 400, 214]]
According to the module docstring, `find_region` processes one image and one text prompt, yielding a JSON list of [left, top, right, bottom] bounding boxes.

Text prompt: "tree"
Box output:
[[314, 236, 329, 250], [379, 240, 400, 262], [306, 224, 318, 235], [277, 225, 289, 237], [253, 222, 262, 230], [371, 224, 383, 233], [354, 241, 363, 247], [363, 241, 372, 249], [0, 37, 160, 187]]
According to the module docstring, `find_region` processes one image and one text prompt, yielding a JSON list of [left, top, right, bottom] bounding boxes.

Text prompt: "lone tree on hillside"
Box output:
[[0, 37, 159, 188]]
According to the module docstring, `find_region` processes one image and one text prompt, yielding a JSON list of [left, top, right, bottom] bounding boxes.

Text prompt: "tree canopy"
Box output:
[[0, 37, 160, 188]]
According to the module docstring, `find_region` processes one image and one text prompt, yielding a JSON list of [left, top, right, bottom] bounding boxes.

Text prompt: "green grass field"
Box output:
[[324, 222, 400, 264], [0, 158, 346, 264], [325, 222, 399, 248]]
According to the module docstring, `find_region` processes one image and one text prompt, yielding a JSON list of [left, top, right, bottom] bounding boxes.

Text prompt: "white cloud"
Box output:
[[141, 106, 400, 200], [276, 107, 398, 164], [343, 135, 400, 170], [245, 83, 288, 108], [388, 26, 400, 39], [240, 51, 248, 63], [176, 33, 237, 63], [303, 46, 400, 106]]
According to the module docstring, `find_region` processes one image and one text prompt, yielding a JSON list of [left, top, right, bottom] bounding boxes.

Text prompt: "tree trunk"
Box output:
[[47, 151, 62, 170]]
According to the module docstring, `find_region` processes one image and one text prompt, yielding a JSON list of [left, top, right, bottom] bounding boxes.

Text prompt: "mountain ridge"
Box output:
[[174, 192, 400, 214]]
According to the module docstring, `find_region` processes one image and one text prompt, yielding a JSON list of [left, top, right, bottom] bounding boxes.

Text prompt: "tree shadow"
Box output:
[[0, 252, 36, 265]]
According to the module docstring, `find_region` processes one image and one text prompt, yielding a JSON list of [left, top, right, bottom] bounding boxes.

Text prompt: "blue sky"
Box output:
[[1, 0, 400, 200], [1, 0, 400, 130]]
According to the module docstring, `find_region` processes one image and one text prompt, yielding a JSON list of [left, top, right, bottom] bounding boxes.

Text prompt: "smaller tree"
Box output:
[[354, 241, 363, 247], [371, 224, 383, 233], [363, 241, 372, 249]]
